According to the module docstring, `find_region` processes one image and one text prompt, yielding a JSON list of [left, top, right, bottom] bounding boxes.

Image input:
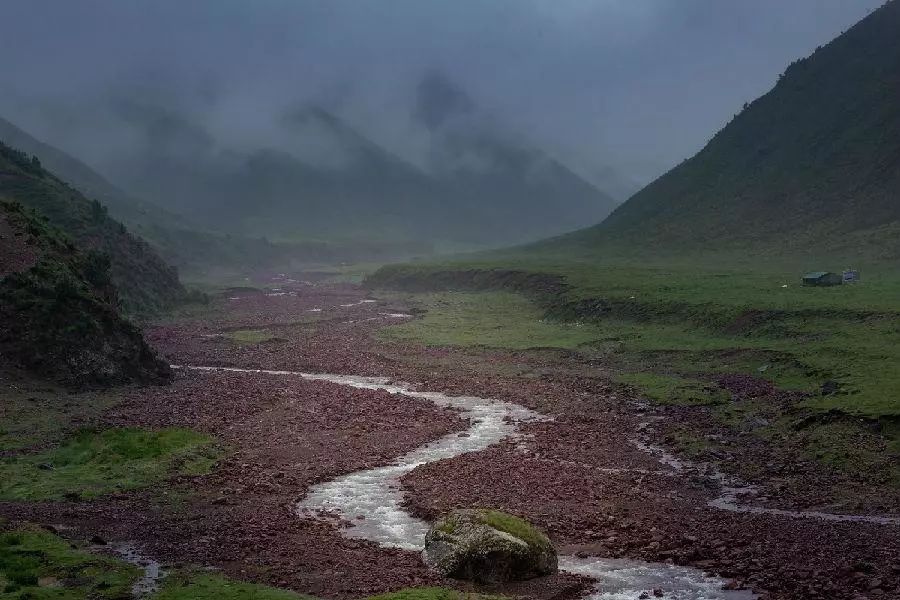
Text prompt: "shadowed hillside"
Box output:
[[550, 0, 900, 261], [0, 116, 183, 230], [0, 200, 171, 385], [0, 141, 185, 314]]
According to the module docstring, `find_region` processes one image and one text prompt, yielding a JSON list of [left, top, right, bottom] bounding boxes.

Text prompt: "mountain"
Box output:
[[0, 140, 185, 314], [551, 0, 900, 260], [5, 77, 621, 249], [216, 107, 447, 241], [88, 99, 446, 244], [0, 198, 171, 386], [0, 116, 182, 230], [67, 80, 619, 247], [414, 71, 620, 244], [0, 116, 436, 272]]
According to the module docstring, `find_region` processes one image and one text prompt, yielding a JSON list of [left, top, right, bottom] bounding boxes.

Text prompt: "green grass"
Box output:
[[614, 373, 730, 406], [225, 329, 276, 344], [152, 572, 313, 600], [0, 428, 219, 500], [0, 384, 119, 453], [379, 292, 606, 350], [372, 263, 900, 419], [365, 588, 507, 600], [0, 528, 319, 600], [0, 526, 139, 599]]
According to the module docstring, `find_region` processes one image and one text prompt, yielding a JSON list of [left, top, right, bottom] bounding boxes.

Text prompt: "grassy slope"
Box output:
[[0, 142, 185, 315], [0, 117, 185, 232], [542, 0, 900, 261]]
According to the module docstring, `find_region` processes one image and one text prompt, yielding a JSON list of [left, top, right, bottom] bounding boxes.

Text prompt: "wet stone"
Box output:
[[423, 509, 558, 583]]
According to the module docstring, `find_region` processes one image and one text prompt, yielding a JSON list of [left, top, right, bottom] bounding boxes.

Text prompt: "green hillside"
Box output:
[[550, 0, 900, 261], [0, 199, 171, 386], [0, 116, 184, 230], [0, 141, 185, 314]]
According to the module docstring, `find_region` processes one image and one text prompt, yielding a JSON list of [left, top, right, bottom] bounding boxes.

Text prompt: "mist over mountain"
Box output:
[[412, 72, 617, 242], [5, 71, 613, 247], [0, 116, 184, 230], [0, 0, 881, 249]]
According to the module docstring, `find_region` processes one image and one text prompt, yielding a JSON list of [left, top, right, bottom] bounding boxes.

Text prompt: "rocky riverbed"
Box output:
[[2, 275, 897, 599]]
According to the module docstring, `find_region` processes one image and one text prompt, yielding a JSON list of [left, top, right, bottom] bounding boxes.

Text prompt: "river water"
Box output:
[[177, 365, 755, 599]]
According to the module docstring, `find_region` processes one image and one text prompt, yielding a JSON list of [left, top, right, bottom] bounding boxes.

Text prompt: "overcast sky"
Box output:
[[0, 0, 884, 186]]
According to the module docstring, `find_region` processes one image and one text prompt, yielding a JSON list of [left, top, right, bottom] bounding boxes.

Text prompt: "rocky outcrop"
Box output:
[[422, 509, 557, 583], [0, 200, 172, 386]]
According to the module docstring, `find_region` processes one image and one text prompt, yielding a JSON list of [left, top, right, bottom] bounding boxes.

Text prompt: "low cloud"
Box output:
[[0, 0, 883, 189]]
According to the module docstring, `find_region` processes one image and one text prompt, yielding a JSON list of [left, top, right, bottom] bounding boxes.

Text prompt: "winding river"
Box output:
[[177, 366, 759, 599]]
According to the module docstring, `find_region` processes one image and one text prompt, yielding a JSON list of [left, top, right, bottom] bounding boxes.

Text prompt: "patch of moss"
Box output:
[[151, 572, 313, 600], [365, 588, 507, 600], [0, 428, 220, 500], [473, 510, 551, 552], [0, 525, 138, 598], [614, 372, 731, 406], [434, 520, 457, 535]]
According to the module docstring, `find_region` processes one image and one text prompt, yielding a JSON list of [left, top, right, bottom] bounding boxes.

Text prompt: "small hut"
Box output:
[[802, 271, 842, 287]]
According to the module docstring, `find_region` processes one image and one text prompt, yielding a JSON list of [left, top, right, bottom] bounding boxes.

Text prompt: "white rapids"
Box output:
[[176, 365, 756, 599]]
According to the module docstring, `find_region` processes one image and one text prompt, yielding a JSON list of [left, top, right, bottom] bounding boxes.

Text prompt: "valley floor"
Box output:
[[1, 273, 898, 599]]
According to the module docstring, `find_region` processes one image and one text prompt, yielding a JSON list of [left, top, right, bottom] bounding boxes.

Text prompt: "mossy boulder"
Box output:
[[422, 509, 557, 583]]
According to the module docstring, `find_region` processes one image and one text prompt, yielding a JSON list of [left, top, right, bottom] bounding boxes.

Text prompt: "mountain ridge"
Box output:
[[547, 0, 900, 261]]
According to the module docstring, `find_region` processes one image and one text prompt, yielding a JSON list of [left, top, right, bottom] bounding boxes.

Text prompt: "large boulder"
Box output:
[[422, 509, 557, 583]]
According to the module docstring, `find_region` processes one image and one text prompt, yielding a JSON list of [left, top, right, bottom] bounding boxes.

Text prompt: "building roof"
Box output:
[[803, 271, 831, 278]]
